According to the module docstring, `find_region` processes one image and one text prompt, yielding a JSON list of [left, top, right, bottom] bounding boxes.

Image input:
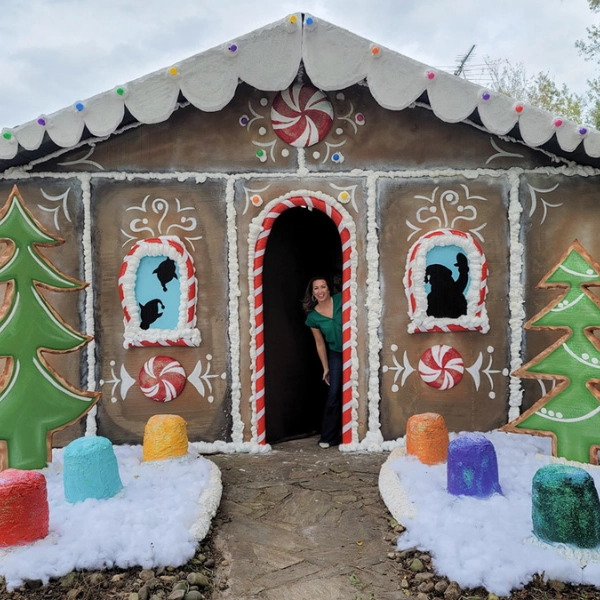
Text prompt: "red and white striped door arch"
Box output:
[[250, 193, 357, 446]]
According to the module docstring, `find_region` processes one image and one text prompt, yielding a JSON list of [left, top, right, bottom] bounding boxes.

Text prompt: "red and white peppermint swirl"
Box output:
[[139, 356, 186, 402], [271, 84, 333, 147], [252, 195, 354, 445], [419, 345, 464, 390]]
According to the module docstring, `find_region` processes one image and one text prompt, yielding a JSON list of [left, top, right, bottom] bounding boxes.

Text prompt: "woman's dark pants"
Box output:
[[320, 349, 342, 445]]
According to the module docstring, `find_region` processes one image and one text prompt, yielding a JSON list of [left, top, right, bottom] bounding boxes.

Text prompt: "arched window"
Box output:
[[119, 236, 200, 347], [404, 229, 489, 333]]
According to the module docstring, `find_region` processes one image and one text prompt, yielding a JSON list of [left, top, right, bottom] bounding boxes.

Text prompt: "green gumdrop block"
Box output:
[[532, 464, 600, 548]]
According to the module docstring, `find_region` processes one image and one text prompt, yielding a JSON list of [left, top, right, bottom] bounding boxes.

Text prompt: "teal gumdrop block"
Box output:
[[63, 436, 123, 504], [532, 464, 600, 548]]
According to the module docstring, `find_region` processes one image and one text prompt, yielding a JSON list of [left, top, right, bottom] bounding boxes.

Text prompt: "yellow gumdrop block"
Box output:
[[406, 412, 449, 465], [143, 415, 188, 461]]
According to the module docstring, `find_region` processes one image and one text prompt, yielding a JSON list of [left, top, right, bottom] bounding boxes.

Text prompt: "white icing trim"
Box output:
[[4, 164, 599, 185], [79, 174, 97, 436], [362, 173, 384, 448], [1, 16, 598, 164], [508, 169, 525, 421], [190, 440, 271, 454], [225, 176, 244, 445]]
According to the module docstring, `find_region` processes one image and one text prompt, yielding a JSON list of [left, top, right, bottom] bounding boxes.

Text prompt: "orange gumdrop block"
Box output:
[[406, 413, 449, 465], [0, 469, 49, 547], [143, 415, 188, 461]]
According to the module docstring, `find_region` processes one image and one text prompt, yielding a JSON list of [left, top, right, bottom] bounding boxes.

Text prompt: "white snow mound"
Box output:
[[0, 444, 222, 590], [380, 431, 600, 596]]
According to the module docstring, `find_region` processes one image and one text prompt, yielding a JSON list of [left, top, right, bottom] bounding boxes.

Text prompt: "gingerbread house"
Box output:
[[1, 14, 599, 455]]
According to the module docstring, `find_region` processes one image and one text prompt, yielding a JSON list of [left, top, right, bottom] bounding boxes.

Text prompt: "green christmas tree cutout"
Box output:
[[503, 240, 600, 464], [0, 186, 99, 469]]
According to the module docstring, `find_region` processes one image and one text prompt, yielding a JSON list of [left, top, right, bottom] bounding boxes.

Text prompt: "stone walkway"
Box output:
[[209, 436, 404, 600]]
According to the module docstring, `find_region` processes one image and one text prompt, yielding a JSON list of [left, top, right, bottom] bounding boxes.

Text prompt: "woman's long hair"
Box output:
[[302, 276, 331, 314]]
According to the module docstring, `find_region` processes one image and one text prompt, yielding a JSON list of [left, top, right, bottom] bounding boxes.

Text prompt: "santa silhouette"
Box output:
[[425, 252, 469, 318]]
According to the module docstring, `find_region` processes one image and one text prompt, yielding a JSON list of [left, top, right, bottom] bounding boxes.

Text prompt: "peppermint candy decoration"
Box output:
[[418, 345, 464, 390], [139, 356, 186, 402], [271, 83, 333, 147]]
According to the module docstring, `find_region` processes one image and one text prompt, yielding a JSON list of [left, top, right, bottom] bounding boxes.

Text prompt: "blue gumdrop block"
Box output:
[[63, 436, 123, 504], [533, 464, 600, 548], [447, 433, 502, 498]]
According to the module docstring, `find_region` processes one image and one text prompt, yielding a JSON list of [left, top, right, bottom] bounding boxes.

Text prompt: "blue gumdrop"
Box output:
[[447, 433, 502, 498], [63, 436, 123, 504]]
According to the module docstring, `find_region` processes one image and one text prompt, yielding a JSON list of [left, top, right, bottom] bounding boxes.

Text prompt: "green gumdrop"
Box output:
[[533, 464, 600, 548]]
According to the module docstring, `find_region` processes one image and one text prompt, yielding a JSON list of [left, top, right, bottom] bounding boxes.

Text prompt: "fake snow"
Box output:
[[0, 445, 221, 590], [387, 431, 600, 596]]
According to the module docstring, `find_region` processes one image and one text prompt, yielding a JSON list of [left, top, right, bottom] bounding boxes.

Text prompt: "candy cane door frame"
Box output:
[[250, 193, 358, 446]]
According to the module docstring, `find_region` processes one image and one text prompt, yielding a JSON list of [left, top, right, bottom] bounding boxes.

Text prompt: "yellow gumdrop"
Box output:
[[143, 415, 188, 461]]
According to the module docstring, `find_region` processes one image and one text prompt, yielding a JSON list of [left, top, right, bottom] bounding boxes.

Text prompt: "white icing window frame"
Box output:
[[404, 228, 489, 334], [119, 235, 201, 348]]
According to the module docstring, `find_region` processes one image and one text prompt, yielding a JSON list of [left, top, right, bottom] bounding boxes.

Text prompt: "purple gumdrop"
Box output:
[[447, 433, 502, 498]]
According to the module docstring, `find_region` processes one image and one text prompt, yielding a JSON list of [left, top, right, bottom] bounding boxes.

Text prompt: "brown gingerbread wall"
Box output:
[[378, 176, 511, 438], [91, 178, 229, 444]]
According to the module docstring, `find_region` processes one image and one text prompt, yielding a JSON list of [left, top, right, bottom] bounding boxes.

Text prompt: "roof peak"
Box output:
[[1, 14, 598, 168]]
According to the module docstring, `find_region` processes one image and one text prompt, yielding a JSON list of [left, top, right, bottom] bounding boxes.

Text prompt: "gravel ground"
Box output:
[[3, 518, 600, 600], [0, 522, 222, 600]]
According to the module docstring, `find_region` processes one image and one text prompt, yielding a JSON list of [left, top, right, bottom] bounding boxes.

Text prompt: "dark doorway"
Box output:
[[263, 206, 343, 444]]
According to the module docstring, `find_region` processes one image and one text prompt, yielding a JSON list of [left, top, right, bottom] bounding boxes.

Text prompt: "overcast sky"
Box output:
[[0, 0, 597, 129]]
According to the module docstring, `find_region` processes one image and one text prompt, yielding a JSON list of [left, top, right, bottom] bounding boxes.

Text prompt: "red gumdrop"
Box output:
[[0, 469, 49, 547]]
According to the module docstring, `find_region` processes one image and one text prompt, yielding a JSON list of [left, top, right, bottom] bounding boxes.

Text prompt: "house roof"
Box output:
[[2, 13, 599, 170]]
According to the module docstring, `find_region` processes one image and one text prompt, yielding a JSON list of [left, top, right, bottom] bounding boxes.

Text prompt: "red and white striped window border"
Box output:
[[403, 228, 489, 334], [249, 193, 358, 446], [119, 235, 200, 348]]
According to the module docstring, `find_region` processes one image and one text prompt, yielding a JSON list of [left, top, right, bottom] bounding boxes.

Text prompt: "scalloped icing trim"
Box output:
[[1, 15, 599, 164]]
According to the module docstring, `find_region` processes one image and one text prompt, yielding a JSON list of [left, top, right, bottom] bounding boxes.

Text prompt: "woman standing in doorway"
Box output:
[[303, 276, 342, 448]]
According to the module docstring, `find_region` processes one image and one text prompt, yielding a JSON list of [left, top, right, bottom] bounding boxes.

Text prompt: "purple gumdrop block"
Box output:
[[447, 433, 502, 498]]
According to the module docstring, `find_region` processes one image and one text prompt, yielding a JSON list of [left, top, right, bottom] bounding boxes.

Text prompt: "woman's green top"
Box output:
[[305, 293, 343, 352]]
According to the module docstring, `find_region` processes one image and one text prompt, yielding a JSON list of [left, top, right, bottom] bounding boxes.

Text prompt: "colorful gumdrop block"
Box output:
[[143, 414, 188, 461], [406, 412, 449, 465], [447, 433, 502, 498], [63, 436, 123, 504], [0, 469, 49, 547], [532, 464, 600, 548]]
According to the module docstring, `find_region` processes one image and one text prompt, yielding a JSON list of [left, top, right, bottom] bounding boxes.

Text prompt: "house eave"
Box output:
[[1, 13, 598, 171]]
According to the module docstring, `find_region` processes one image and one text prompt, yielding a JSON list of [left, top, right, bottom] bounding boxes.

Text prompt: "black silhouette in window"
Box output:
[[425, 252, 469, 318]]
